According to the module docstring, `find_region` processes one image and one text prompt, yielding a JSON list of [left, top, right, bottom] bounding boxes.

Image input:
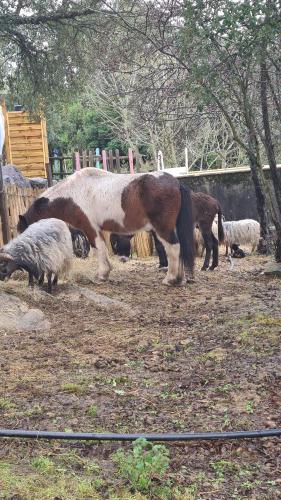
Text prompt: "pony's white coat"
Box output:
[[42, 168, 164, 233], [2, 218, 73, 278], [223, 219, 260, 252]]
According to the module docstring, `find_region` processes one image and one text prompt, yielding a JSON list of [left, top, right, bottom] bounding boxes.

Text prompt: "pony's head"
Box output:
[[17, 197, 50, 233], [110, 234, 132, 261]]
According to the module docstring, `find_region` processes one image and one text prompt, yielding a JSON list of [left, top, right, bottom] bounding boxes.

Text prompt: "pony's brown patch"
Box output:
[[121, 174, 181, 238], [18, 197, 98, 246], [101, 219, 125, 233], [192, 192, 220, 232]]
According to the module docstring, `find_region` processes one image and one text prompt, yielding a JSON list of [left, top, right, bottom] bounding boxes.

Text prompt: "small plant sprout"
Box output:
[[112, 437, 170, 493]]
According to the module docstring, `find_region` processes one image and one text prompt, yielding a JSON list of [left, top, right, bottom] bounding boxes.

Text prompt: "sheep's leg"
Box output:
[[209, 233, 219, 270], [251, 243, 256, 253], [47, 272, 53, 294], [201, 233, 212, 271], [53, 275, 58, 286], [225, 243, 229, 256], [28, 272, 34, 288], [95, 233, 112, 281], [38, 273, 44, 286]]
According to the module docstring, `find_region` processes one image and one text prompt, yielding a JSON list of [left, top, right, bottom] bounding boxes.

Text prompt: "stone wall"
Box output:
[[179, 168, 264, 221]]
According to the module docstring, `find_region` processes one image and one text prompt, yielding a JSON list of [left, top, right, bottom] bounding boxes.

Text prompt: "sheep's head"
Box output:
[[0, 253, 19, 281], [69, 228, 91, 259]]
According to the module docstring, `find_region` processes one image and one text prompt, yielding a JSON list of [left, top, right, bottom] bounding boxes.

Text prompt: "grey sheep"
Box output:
[[0, 218, 74, 293]]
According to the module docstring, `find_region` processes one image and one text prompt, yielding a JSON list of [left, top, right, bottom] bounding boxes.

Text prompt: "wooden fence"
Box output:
[[50, 148, 143, 179], [0, 185, 153, 258]]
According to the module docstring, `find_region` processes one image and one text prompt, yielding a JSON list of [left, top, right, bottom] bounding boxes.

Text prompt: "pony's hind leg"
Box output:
[[209, 233, 219, 270], [201, 232, 213, 270], [151, 231, 168, 269], [95, 232, 112, 281], [156, 231, 184, 286]]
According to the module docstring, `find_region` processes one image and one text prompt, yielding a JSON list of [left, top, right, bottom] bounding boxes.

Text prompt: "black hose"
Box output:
[[0, 428, 280, 442]]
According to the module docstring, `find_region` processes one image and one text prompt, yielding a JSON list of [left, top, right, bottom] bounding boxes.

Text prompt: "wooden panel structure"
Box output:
[[4, 108, 49, 178]]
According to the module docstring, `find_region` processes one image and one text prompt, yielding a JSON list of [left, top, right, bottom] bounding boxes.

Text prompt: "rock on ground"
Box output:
[[64, 284, 137, 315], [0, 291, 50, 332]]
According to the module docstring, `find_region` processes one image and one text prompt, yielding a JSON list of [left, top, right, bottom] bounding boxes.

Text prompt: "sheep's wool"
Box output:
[[3, 218, 73, 277]]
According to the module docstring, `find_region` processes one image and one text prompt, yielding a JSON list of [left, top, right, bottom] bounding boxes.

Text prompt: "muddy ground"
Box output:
[[0, 252, 280, 499]]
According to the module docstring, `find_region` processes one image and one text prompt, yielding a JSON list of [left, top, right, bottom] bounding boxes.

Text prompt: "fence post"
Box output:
[[59, 158, 64, 179], [128, 148, 134, 174], [185, 146, 189, 173], [75, 152, 81, 171], [109, 150, 113, 172], [46, 162, 53, 187], [102, 150, 107, 171], [95, 148, 100, 168], [82, 150, 87, 169], [72, 153, 76, 172], [157, 150, 164, 171], [135, 151, 140, 172], [0, 159, 10, 243], [115, 149, 121, 173], [89, 149, 93, 168]]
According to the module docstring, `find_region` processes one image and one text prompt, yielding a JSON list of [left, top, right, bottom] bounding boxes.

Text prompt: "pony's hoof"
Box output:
[[209, 266, 217, 271], [95, 274, 109, 283], [158, 266, 168, 272], [119, 256, 129, 263], [186, 278, 196, 283], [201, 266, 208, 271], [162, 276, 186, 286]]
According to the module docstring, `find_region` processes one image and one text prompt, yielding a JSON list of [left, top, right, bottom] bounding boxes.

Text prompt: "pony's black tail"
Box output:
[[217, 205, 225, 243], [176, 184, 195, 273]]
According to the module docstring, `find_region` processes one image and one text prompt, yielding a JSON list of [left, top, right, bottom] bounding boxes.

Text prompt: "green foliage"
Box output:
[[47, 101, 129, 154], [112, 438, 170, 493]]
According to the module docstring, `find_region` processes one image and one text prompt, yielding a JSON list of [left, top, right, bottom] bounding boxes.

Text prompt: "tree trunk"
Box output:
[[260, 59, 281, 260], [248, 156, 269, 241]]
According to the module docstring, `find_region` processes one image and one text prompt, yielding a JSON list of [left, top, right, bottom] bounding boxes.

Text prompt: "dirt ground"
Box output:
[[0, 251, 281, 499]]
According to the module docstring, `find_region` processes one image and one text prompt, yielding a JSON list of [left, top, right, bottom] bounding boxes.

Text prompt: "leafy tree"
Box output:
[[106, 0, 281, 258], [47, 101, 129, 154]]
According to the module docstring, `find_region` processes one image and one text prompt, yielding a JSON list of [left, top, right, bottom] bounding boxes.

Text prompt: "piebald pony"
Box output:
[[17, 168, 194, 286]]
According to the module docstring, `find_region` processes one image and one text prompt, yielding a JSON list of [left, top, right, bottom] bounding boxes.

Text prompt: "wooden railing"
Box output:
[[50, 148, 144, 179]]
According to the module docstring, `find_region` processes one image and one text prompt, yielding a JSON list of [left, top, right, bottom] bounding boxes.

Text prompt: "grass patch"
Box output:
[[87, 404, 98, 418], [61, 382, 86, 394], [0, 397, 16, 411]]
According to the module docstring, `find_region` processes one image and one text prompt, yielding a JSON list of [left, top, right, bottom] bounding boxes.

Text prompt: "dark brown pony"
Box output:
[[111, 191, 224, 271]]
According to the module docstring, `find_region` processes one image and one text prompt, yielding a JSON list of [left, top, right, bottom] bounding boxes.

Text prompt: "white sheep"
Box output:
[[223, 219, 260, 255], [0, 218, 73, 293]]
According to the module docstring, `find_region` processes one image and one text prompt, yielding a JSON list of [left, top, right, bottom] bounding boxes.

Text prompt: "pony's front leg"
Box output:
[[156, 233, 185, 286], [95, 233, 112, 281]]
